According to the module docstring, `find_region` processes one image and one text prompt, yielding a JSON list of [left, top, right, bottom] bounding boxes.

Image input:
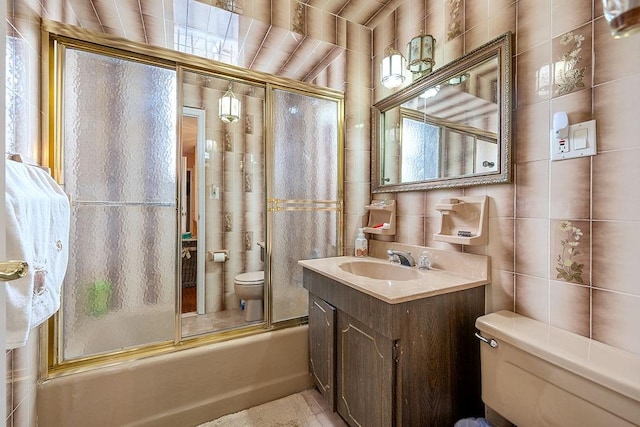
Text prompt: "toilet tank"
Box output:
[[475, 311, 640, 427]]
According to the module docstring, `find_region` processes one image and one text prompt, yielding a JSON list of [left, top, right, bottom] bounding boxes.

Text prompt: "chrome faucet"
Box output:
[[386, 249, 416, 267]]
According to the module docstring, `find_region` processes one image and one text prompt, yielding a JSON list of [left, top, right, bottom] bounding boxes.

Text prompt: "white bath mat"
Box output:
[[200, 393, 322, 427]]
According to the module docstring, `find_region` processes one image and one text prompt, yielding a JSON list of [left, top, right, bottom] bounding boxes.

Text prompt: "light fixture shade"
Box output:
[[602, 1, 640, 38], [218, 86, 241, 123], [380, 49, 406, 89], [406, 34, 435, 77]]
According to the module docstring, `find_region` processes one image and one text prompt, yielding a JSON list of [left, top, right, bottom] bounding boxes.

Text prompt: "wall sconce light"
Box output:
[[380, 47, 407, 89], [406, 33, 435, 80], [218, 83, 241, 124], [602, 0, 640, 38], [446, 73, 469, 86], [419, 85, 441, 99]]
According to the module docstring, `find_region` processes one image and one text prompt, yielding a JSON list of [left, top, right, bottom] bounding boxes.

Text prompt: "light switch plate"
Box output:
[[551, 119, 597, 161]]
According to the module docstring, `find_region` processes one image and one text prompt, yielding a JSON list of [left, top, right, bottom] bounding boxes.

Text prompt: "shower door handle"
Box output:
[[0, 260, 29, 281]]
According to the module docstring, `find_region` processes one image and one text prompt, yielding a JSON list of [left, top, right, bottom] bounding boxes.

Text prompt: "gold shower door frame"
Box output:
[[42, 21, 344, 378]]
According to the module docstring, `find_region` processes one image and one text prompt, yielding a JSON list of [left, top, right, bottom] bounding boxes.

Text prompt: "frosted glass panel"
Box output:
[[63, 49, 176, 204], [61, 47, 177, 361], [271, 210, 338, 322], [63, 205, 176, 359], [273, 90, 339, 201], [401, 118, 440, 182]]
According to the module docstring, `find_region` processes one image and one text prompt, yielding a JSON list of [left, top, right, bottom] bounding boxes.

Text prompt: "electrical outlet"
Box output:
[[551, 120, 597, 161]]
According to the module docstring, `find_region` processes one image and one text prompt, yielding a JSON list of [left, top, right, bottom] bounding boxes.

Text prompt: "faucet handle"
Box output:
[[418, 251, 431, 270]]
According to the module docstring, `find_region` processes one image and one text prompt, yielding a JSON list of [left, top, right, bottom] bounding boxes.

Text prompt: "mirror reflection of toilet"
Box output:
[[234, 271, 264, 322]]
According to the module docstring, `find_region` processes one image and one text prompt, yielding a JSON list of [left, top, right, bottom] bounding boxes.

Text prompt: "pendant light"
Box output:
[[380, 47, 407, 89], [406, 33, 435, 80], [218, 83, 241, 124]]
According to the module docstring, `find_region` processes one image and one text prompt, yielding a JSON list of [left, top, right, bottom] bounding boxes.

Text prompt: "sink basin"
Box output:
[[339, 260, 422, 281]]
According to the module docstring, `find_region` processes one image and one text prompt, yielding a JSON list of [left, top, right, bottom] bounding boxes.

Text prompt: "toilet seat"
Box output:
[[234, 271, 264, 285]]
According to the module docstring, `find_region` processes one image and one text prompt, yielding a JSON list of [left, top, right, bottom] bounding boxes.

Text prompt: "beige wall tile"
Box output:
[[464, 21, 490, 52], [515, 274, 549, 323], [515, 101, 551, 163], [594, 74, 640, 152], [549, 280, 590, 337], [396, 214, 426, 245], [516, 0, 551, 53], [593, 289, 640, 356], [486, 183, 515, 218], [344, 148, 370, 184], [594, 0, 604, 18], [594, 16, 640, 85], [488, 3, 517, 41], [372, 9, 394, 58], [465, 0, 488, 32], [343, 181, 371, 216], [397, 0, 425, 47], [486, 270, 516, 313], [551, 0, 592, 37], [488, 217, 515, 272], [423, 217, 441, 248], [516, 42, 552, 108], [515, 160, 549, 219], [592, 149, 640, 221], [592, 221, 640, 295], [444, 33, 464, 63], [396, 191, 425, 216], [345, 20, 370, 54], [549, 157, 590, 220], [515, 218, 549, 278], [490, 0, 517, 13], [551, 86, 593, 125], [425, 5, 447, 71]]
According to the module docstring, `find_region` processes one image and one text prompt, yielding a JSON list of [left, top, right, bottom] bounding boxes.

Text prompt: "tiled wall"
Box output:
[[5, 0, 640, 425], [369, 0, 640, 358], [6, 0, 43, 423]]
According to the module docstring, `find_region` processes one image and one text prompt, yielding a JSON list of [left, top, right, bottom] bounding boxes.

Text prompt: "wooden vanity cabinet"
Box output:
[[304, 268, 485, 427], [308, 293, 336, 410]]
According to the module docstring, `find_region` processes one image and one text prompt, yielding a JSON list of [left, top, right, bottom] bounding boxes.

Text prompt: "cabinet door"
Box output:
[[309, 294, 336, 410], [337, 312, 394, 427]]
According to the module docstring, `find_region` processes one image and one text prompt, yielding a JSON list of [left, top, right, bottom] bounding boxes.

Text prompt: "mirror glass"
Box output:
[[373, 32, 512, 192]]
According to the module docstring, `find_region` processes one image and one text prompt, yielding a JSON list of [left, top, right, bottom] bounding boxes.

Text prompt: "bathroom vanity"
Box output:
[[300, 242, 490, 426]]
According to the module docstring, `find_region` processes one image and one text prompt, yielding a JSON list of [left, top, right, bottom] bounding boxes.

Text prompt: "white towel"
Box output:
[[5, 160, 70, 349]]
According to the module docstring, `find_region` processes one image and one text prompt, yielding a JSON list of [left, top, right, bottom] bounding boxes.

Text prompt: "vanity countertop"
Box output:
[[299, 255, 490, 304]]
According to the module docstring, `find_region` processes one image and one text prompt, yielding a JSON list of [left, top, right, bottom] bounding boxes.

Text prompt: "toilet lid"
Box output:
[[235, 271, 264, 284]]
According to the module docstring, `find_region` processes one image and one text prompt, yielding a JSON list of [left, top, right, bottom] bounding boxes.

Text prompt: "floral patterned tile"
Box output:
[[446, 0, 464, 41], [550, 219, 590, 286], [552, 24, 592, 97]]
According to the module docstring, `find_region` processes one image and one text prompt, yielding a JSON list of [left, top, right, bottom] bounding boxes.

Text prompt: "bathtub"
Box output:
[[37, 325, 313, 426]]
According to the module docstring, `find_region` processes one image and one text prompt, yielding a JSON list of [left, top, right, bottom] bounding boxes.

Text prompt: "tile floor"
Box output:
[[299, 388, 348, 426]]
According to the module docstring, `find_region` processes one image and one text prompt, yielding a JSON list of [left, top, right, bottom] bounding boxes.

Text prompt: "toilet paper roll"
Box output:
[[212, 252, 226, 262]]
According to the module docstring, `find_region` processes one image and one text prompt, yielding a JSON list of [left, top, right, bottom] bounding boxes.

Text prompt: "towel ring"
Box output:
[[0, 260, 29, 281]]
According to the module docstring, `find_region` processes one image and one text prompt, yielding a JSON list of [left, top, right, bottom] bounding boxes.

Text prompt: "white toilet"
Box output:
[[233, 271, 264, 322]]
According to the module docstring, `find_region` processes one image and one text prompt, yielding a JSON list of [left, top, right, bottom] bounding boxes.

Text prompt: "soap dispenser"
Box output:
[[355, 228, 368, 257]]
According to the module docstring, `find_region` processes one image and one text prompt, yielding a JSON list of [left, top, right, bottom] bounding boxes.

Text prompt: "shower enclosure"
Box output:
[[47, 29, 343, 369]]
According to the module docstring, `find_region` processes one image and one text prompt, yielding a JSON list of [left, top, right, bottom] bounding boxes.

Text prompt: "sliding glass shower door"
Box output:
[[59, 46, 177, 360], [268, 88, 342, 323]]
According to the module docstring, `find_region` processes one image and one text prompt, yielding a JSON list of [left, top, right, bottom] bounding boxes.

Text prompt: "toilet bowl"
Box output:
[[233, 271, 264, 322]]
